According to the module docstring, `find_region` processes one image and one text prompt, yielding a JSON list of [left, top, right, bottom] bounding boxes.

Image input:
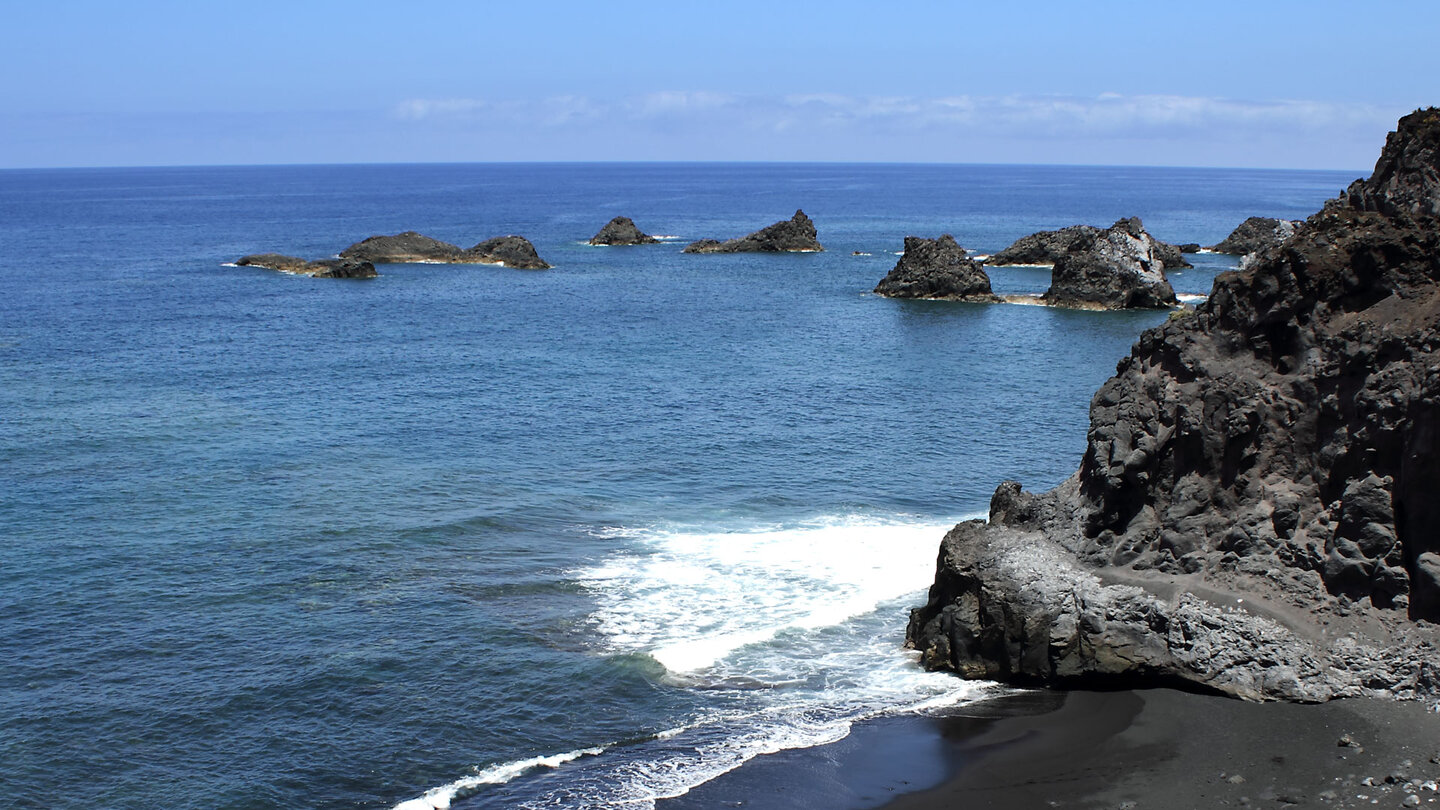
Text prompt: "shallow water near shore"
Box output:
[[0, 162, 1355, 809]]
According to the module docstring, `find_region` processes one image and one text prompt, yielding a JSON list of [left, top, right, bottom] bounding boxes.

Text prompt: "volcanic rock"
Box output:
[[1041, 217, 1179, 310], [465, 235, 550, 269], [1209, 217, 1302, 255], [987, 223, 1192, 270], [339, 231, 466, 263], [235, 253, 377, 279], [907, 108, 1440, 702], [589, 216, 660, 246], [682, 210, 824, 253], [873, 235, 1000, 302], [1178, 243, 1202, 253]]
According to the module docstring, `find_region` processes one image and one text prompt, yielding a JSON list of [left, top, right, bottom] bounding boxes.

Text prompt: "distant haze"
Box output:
[[3, 0, 1434, 170]]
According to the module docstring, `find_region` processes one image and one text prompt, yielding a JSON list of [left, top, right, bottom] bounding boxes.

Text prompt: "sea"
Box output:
[[0, 162, 1357, 809]]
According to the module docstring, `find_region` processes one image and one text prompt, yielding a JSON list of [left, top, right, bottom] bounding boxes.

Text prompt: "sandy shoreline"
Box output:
[[662, 688, 1440, 810]]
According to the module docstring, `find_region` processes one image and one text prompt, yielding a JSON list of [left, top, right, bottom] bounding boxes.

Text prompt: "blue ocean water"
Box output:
[[0, 162, 1356, 809]]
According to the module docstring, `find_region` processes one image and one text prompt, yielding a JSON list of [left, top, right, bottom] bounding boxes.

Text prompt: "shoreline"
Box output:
[[663, 688, 1440, 810]]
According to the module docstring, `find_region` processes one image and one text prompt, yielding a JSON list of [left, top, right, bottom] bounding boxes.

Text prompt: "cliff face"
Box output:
[[908, 108, 1440, 701]]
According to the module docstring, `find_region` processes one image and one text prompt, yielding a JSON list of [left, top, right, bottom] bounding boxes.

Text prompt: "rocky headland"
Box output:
[[339, 231, 550, 269], [1209, 216, 1303, 256], [986, 222, 1192, 270], [682, 210, 824, 253], [873, 235, 1000, 302], [907, 108, 1440, 702], [1040, 217, 1180, 310], [235, 253, 377, 279], [589, 216, 660, 246]]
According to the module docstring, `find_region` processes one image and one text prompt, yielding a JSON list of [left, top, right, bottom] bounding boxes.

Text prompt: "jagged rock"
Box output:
[[589, 216, 659, 246], [682, 210, 823, 253], [907, 108, 1440, 701], [1178, 243, 1202, 253], [986, 223, 1192, 270], [339, 231, 550, 269], [873, 235, 1000, 302], [339, 231, 466, 263], [235, 253, 377, 279], [465, 235, 550, 269], [1208, 217, 1302, 255], [1041, 217, 1179, 310]]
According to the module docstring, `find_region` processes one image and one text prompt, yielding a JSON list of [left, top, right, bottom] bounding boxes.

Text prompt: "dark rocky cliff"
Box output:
[[907, 108, 1440, 701], [682, 210, 824, 253], [590, 216, 660, 246], [1042, 217, 1179, 310]]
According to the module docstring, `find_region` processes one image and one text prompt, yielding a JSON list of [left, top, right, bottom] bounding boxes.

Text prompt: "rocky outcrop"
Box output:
[[339, 231, 550, 269], [466, 235, 550, 269], [339, 232, 467, 263], [873, 235, 1000, 302], [907, 108, 1440, 702], [236, 253, 377, 279], [1041, 217, 1179, 310], [1208, 217, 1302, 255], [1178, 243, 1202, 253], [590, 216, 660, 246], [987, 223, 1192, 270], [682, 210, 823, 253]]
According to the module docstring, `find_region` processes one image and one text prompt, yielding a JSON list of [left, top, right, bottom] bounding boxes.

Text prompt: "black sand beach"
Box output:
[[664, 689, 1440, 810]]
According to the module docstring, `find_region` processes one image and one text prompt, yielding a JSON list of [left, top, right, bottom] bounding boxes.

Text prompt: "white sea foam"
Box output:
[[392, 747, 606, 809], [1176, 293, 1208, 304]]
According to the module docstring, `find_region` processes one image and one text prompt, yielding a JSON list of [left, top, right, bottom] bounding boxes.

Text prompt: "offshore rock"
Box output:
[[589, 216, 660, 246], [1041, 217, 1179, 310], [908, 108, 1440, 701], [340, 231, 467, 263], [465, 235, 550, 269], [339, 231, 550, 269], [986, 223, 1192, 270], [1209, 217, 1302, 255], [873, 235, 1000, 302], [236, 253, 377, 279], [682, 210, 824, 253]]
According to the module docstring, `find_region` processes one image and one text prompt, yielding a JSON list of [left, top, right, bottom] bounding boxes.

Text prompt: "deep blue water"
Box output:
[[0, 162, 1356, 809]]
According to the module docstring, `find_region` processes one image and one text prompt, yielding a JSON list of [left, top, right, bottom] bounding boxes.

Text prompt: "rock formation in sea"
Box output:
[[872, 235, 1001, 302], [1208, 216, 1302, 256], [1040, 217, 1180, 310], [986, 223, 1192, 270], [1177, 243, 1202, 253], [589, 216, 660, 246], [907, 108, 1440, 702], [338, 231, 550, 269], [682, 210, 824, 253], [235, 253, 378, 279]]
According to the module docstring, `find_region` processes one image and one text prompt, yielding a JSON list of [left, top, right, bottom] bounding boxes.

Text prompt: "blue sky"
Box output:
[[3, 1, 1435, 169]]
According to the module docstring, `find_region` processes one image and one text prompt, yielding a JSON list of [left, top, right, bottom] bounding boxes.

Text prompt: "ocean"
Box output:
[[0, 162, 1357, 809]]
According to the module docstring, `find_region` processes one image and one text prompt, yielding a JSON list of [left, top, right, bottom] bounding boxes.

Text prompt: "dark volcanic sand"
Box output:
[[664, 689, 1440, 810]]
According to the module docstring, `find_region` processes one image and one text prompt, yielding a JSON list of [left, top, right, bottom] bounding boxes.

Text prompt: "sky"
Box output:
[[2, 1, 1436, 170]]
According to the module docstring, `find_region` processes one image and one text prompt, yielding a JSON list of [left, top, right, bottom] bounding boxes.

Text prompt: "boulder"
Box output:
[[682, 210, 824, 253], [235, 253, 377, 279], [589, 216, 660, 246], [907, 108, 1440, 702], [873, 235, 1000, 302], [1208, 217, 1302, 255], [1041, 217, 1179, 310]]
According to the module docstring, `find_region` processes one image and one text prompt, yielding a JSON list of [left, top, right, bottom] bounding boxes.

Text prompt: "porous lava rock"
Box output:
[[1041, 217, 1180, 310], [907, 108, 1440, 702], [466, 235, 550, 269], [589, 216, 660, 246], [682, 210, 824, 253], [1209, 217, 1302, 256], [987, 223, 1192, 270], [873, 235, 1000, 302]]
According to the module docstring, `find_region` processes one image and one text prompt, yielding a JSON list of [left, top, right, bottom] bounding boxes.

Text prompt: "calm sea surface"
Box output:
[[0, 162, 1356, 809]]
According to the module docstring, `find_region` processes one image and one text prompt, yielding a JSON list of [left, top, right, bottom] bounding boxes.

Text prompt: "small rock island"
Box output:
[[589, 216, 660, 246], [683, 210, 824, 253], [1041, 217, 1180, 310], [1208, 216, 1302, 255], [987, 222, 1192, 270], [873, 235, 1000, 302], [340, 231, 550, 269], [235, 254, 377, 279]]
